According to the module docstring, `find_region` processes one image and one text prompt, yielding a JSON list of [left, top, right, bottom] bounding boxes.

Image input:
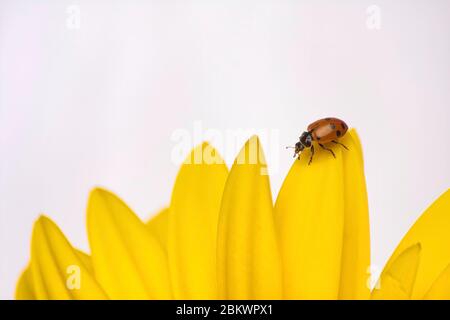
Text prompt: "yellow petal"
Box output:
[[348, 129, 365, 166], [75, 249, 93, 274], [30, 216, 107, 300], [87, 188, 171, 299], [274, 134, 345, 299], [16, 248, 92, 300], [424, 264, 450, 299], [16, 266, 35, 300], [169, 142, 228, 299], [217, 136, 282, 299], [371, 243, 421, 300], [380, 189, 450, 298], [338, 130, 371, 299], [147, 207, 169, 250]]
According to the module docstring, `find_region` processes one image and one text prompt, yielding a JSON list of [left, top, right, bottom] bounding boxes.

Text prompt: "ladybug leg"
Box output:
[[319, 143, 336, 158], [332, 140, 349, 150], [308, 145, 315, 165]]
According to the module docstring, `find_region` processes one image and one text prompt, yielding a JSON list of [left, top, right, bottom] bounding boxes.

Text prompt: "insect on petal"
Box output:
[[275, 136, 345, 299]]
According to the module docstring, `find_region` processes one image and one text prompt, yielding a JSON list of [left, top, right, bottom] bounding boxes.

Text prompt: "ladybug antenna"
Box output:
[[286, 146, 295, 149]]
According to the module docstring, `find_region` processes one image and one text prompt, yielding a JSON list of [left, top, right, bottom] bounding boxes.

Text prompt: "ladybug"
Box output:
[[287, 117, 349, 165]]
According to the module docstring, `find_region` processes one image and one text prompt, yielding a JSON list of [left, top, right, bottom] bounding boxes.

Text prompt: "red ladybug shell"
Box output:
[[307, 117, 348, 143]]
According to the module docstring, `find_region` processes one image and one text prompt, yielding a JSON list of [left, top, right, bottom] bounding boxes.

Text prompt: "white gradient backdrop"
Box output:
[[1, 0, 449, 299]]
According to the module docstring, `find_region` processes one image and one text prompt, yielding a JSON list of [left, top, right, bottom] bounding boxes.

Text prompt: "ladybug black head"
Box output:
[[299, 131, 312, 148]]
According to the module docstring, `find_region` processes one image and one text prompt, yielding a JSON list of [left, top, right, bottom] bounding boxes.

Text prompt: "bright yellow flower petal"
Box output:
[[380, 189, 450, 299], [274, 136, 346, 299], [169, 143, 228, 299], [217, 136, 282, 299], [16, 266, 35, 300], [424, 264, 450, 299], [87, 188, 171, 299], [348, 129, 365, 166], [30, 216, 107, 299], [75, 249, 93, 274], [371, 243, 421, 300], [147, 207, 169, 250], [338, 130, 371, 299], [16, 248, 92, 300]]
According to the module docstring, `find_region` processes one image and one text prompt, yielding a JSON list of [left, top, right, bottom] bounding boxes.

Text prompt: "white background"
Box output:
[[1, 0, 449, 299]]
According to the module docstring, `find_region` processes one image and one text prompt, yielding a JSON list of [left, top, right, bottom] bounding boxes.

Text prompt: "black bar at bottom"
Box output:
[[0, 300, 445, 318]]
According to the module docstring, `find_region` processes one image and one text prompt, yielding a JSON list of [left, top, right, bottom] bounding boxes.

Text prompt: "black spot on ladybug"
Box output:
[[336, 130, 342, 137], [342, 123, 346, 130], [330, 124, 336, 130], [325, 117, 331, 121], [317, 136, 321, 141]]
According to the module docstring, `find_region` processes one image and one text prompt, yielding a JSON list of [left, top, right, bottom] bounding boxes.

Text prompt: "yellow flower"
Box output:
[[16, 129, 450, 300]]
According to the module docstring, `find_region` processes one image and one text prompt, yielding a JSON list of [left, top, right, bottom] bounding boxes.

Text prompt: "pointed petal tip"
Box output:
[[180, 141, 226, 166], [15, 265, 35, 300], [401, 242, 422, 256], [371, 242, 422, 299], [248, 134, 260, 142], [87, 184, 172, 299], [191, 141, 209, 153], [35, 214, 46, 224], [34, 214, 54, 231], [349, 127, 358, 134], [217, 133, 281, 299], [245, 135, 263, 150], [169, 139, 229, 298], [36, 214, 49, 221], [234, 135, 266, 167], [89, 187, 112, 199], [383, 188, 450, 298], [31, 211, 109, 299], [200, 141, 212, 148], [88, 188, 125, 210]]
